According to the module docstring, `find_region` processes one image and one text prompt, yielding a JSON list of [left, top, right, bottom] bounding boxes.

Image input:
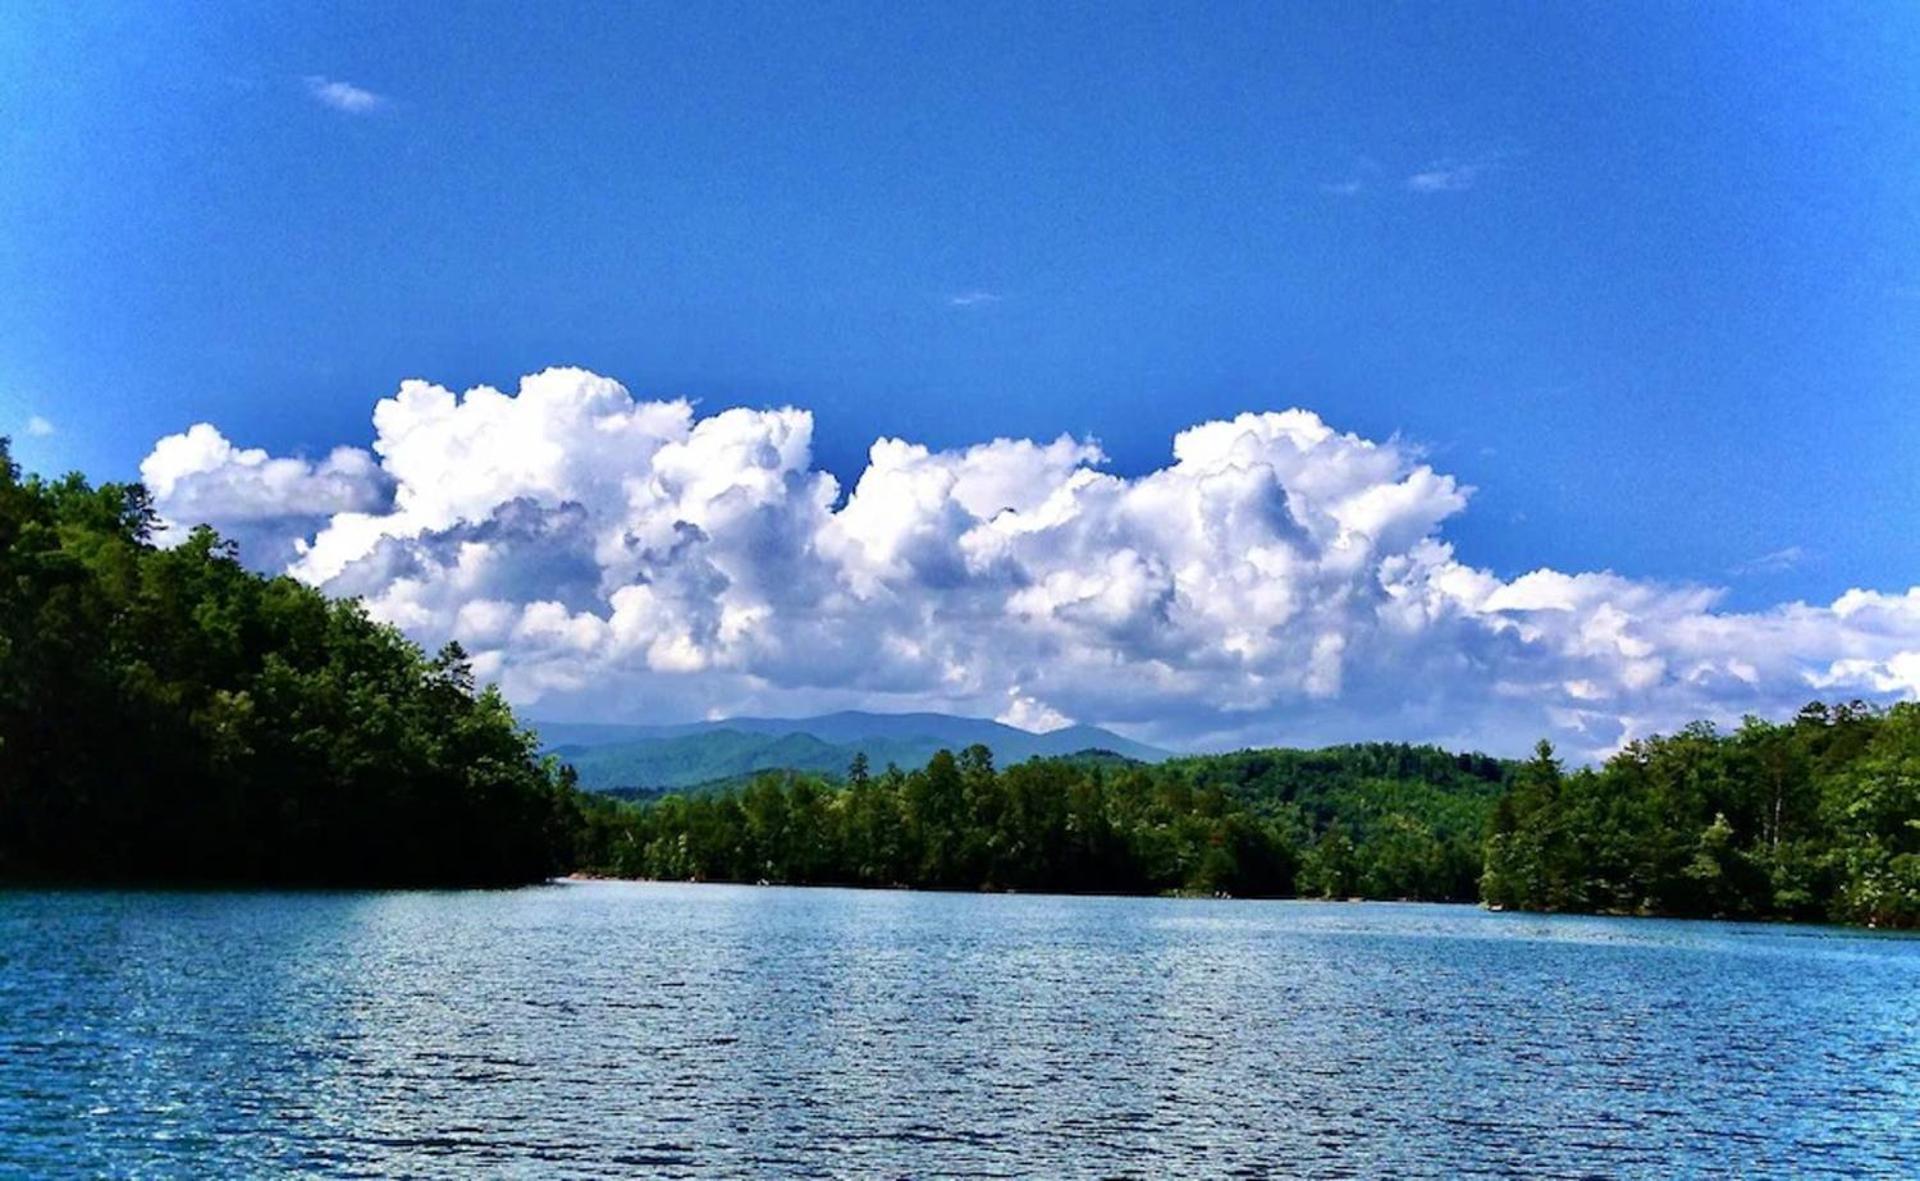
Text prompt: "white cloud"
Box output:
[[1407, 161, 1483, 193], [139, 367, 1920, 758], [998, 690, 1073, 734], [141, 423, 393, 568], [947, 291, 1002, 308], [24, 415, 54, 438], [303, 76, 384, 114]]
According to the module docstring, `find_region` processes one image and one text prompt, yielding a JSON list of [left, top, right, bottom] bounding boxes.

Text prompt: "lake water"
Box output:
[[1, 883, 1915, 1178]]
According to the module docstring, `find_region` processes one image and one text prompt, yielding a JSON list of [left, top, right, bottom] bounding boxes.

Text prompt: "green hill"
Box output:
[[540, 711, 1170, 790]]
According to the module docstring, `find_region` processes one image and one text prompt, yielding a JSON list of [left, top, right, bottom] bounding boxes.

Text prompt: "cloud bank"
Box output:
[[141, 368, 1920, 757]]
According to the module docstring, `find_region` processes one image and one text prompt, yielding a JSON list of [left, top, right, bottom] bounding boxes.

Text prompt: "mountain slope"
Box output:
[[534, 711, 1171, 791]]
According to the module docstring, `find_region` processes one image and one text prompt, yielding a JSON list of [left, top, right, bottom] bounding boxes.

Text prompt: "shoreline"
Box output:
[[552, 874, 1915, 933]]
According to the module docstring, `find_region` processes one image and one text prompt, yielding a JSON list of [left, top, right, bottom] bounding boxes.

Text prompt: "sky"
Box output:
[[4, 2, 1919, 755]]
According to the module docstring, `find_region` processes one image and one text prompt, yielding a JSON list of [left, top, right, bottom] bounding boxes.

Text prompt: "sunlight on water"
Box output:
[[2, 884, 1915, 1178]]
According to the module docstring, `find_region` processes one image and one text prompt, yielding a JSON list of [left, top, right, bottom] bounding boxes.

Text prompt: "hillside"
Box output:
[[0, 446, 579, 887], [536, 711, 1170, 790]]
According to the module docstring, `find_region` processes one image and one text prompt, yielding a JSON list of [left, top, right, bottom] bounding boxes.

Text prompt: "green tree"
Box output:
[[0, 443, 583, 886]]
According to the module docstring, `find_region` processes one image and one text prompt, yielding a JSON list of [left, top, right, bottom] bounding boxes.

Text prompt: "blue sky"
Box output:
[[5, 3, 1920, 748]]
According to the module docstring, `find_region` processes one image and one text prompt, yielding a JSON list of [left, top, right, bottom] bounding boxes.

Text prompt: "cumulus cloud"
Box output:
[[141, 423, 393, 570], [999, 690, 1073, 734], [303, 76, 385, 114], [24, 415, 54, 438], [139, 368, 1920, 759]]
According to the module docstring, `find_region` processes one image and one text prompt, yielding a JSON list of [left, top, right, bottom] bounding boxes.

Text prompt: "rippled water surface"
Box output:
[[2, 884, 1916, 1178]]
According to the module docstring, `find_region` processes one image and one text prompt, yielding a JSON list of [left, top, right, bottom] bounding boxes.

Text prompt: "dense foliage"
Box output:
[[0, 442, 580, 885], [580, 707, 1918, 927], [576, 743, 1508, 900], [1483, 704, 1920, 927]]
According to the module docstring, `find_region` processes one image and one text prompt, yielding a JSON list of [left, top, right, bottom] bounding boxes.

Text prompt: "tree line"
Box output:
[[1483, 703, 1919, 928], [584, 707, 1915, 926], [573, 744, 1509, 901], [0, 441, 581, 885]]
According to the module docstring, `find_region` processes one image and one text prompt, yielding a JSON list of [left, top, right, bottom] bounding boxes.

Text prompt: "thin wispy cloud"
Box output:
[[947, 291, 1002, 308], [1406, 149, 1519, 194], [303, 76, 385, 114], [1731, 545, 1810, 576], [1320, 154, 1380, 197], [1407, 159, 1485, 193], [24, 415, 54, 438]]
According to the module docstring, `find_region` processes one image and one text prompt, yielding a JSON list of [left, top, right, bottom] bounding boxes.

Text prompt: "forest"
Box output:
[[573, 743, 1507, 900], [0, 441, 581, 885], [2, 441, 1913, 923], [576, 714, 1920, 928], [1482, 704, 1920, 928]]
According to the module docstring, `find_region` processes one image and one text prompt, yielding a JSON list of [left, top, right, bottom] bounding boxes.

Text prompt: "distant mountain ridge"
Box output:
[[533, 710, 1170, 792]]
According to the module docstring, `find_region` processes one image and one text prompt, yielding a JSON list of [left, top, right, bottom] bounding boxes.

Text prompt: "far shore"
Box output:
[[550, 875, 1911, 931]]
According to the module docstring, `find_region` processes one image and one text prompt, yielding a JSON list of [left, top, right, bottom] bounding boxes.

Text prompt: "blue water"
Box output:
[[1, 884, 1915, 1178]]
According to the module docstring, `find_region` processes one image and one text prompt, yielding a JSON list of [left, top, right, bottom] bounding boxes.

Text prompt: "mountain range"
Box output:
[[533, 711, 1171, 793]]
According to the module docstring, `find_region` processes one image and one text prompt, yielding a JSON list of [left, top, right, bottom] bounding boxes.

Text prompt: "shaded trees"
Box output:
[[583, 708, 1915, 928], [0, 442, 579, 886], [577, 741, 1504, 900], [1480, 704, 1920, 927]]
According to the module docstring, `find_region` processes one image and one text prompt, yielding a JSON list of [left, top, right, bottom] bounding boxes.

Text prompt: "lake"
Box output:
[[1, 883, 1915, 1178]]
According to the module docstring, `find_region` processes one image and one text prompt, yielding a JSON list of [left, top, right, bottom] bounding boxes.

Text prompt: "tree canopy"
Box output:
[[573, 741, 1509, 901], [0, 440, 580, 885], [1482, 703, 1920, 927]]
